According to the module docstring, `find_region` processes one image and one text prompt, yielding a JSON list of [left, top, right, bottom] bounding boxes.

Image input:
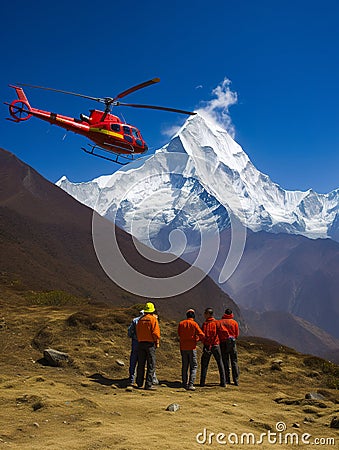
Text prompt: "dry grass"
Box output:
[[0, 286, 338, 449]]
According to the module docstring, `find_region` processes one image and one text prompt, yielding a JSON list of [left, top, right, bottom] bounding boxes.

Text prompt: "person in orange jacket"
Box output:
[[218, 308, 239, 385], [178, 309, 205, 391], [200, 308, 226, 387], [136, 301, 160, 390]]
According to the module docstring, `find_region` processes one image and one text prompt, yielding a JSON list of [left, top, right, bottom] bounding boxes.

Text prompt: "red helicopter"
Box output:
[[6, 78, 196, 164]]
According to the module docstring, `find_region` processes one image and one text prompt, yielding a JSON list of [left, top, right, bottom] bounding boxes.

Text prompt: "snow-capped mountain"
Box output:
[[57, 113, 339, 244]]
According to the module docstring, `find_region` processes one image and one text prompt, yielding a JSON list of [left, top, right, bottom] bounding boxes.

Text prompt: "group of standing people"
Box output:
[[127, 302, 239, 391]]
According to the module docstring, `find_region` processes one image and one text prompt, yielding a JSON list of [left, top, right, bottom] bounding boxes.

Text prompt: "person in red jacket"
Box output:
[[136, 302, 160, 390], [200, 308, 226, 387], [178, 309, 205, 391], [218, 308, 239, 385]]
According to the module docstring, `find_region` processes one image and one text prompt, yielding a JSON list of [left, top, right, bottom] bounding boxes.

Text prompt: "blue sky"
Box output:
[[1, 0, 338, 193]]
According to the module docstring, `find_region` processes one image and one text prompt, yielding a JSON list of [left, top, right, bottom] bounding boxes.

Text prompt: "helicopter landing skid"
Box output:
[[81, 144, 138, 165]]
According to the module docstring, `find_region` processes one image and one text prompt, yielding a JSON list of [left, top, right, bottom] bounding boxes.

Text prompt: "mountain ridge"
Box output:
[[57, 113, 339, 242]]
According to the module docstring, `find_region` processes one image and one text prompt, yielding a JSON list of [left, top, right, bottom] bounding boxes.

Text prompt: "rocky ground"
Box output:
[[0, 285, 338, 449]]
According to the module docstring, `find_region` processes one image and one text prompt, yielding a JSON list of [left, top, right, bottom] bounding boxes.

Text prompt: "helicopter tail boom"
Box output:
[[6, 85, 90, 134]]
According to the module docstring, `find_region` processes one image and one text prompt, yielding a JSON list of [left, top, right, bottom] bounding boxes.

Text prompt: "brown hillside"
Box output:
[[0, 148, 241, 323]]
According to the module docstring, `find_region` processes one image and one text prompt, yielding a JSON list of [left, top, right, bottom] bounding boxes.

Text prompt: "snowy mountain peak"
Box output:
[[56, 114, 339, 243], [164, 113, 250, 172]]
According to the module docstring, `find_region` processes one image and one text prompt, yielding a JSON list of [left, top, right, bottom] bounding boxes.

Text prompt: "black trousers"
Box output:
[[220, 338, 239, 384], [136, 341, 156, 389], [200, 345, 226, 386]]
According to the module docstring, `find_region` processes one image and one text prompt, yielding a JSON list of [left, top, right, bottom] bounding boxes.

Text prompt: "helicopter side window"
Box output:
[[111, 124, 121, 132], [131, 128, 141, 139], [123, 126, 131, 135]]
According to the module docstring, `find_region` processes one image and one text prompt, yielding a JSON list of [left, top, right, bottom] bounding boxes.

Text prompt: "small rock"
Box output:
[[271, 362, 282, 371], [232, 403, 238, 407], [272, 359, 283, 365], [305, 392, 326, 401], [125, 386, 133, 392], [111, 384, 118, 389], [43, 349, 69, 367], [33, 422, 40, 428], [35, 376, 45, 382], [115, 359, 125, 367], [292, 423, 300, 428], [330, 416, 339, 429], [303, 416, 315, 423], [32, 400, 44, 411], [166, 403, 180, 412]]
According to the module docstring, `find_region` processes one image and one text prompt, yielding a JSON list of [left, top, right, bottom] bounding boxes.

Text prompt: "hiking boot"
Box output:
[[234, 380, 239, 386], [187, 385, 196, 391], [144, 385, 157, 391], [220, 383, 226, 387]]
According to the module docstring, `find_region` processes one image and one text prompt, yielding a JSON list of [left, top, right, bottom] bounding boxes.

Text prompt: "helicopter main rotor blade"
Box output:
[[117, 102, 196, 115], [113, 78, 160, 101], [16, 83, 103, 103]]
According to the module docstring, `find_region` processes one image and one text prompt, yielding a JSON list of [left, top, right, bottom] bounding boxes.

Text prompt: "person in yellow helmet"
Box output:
[[136, 302, 160, 390]]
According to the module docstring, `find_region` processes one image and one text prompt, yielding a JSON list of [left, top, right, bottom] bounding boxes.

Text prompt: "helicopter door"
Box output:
[[123, 125, 133, 144], [131, 127, 143, 147]]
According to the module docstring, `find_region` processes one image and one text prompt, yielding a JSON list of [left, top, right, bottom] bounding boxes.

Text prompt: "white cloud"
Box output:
[[161, 122, 183, 138], [197, 77, 238, 138]]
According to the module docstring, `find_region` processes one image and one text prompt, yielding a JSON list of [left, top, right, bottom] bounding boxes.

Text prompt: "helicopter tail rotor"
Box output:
[[9, 100, 32, 121], [6, 86, 33, 121]]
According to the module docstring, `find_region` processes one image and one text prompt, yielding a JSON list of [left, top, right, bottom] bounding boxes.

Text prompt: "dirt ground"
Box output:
[[0, 287, 338, 449]]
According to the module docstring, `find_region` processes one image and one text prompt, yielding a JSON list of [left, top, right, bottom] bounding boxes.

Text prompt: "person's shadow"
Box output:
[[155, 380, 182, 388], [88, 374, 183, 389], [89, 373, 128, 388]]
